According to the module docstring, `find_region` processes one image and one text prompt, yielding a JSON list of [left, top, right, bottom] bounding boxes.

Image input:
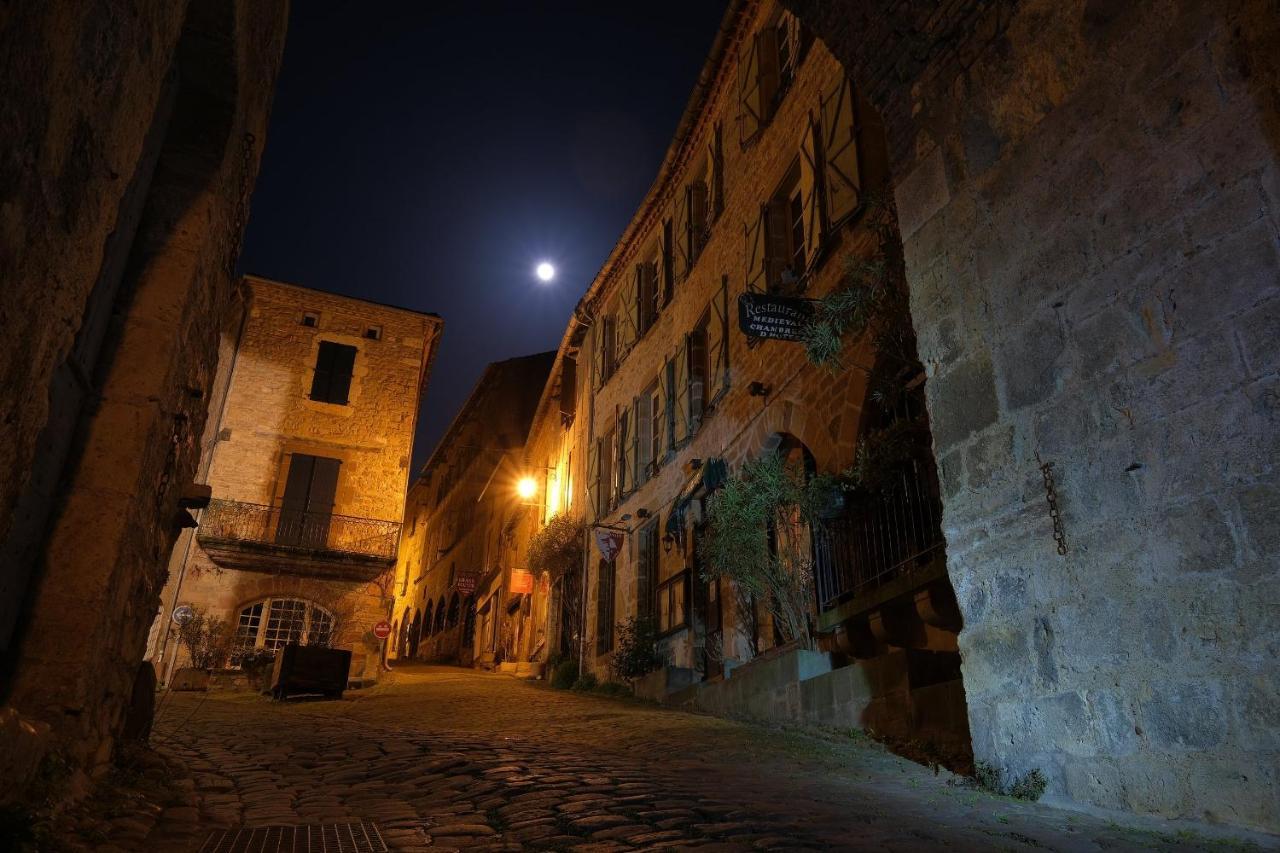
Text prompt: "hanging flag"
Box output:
[[593, 528, 624, 562]]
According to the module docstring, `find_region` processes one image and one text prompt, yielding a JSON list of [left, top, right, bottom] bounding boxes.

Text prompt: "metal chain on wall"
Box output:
[[1034, 452, 1068, 556]]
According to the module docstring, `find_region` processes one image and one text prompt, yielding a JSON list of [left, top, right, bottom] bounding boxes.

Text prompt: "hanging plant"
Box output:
[[528, 513, 585, 580]]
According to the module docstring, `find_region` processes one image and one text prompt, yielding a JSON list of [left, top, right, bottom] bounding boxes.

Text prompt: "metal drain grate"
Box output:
[[199, 822, 388, 853]]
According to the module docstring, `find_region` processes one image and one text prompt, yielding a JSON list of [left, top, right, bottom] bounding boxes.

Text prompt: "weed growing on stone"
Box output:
[[968, 761, 1047, 801]]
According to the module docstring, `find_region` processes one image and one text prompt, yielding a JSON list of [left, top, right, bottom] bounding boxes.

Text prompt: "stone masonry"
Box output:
[[0, 0, 288, 803], [786, 0, 1280, 833]]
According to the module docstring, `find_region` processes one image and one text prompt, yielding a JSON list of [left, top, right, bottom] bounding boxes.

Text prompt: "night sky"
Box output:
[[238, 2, 729, 470]]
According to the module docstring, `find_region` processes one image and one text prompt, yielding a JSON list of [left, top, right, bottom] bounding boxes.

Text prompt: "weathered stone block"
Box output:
[[928, 355, 999, 451], [1140, 681, 1227, 750]]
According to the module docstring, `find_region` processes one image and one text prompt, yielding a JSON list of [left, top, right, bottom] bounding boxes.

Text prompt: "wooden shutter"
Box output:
[[633, 263, 646, 335], [673, 192, 690, 279], [660, 219, 675, 305], [311, 342, 356, 404], [737, 34, 763, 143], [744, 207, 767, 293], [708, 279, 729, 403], [591, 323, 604, 389], [305, 456, 341, 547], [637, 524, 655, 620], [626, 399, 639, 492], [798, 114, 823, 272], [620, 290, 638, 355], [822, 75, 862, 226], [709, 124, 725, 217], [690, 181, 708, 259], [673, 341, 690, 445], [586, 439, 600, 520], [756, 26, 781, 121], [663, 358, 675, 458]]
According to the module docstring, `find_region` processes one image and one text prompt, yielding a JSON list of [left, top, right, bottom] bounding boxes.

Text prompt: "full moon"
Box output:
[[535, 261, 556, 282]]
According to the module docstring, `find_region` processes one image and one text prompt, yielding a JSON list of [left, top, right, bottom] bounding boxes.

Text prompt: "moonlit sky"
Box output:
[[239, 2, 728, 470]]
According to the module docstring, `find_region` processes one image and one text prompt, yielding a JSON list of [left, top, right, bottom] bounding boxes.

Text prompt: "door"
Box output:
[[276, 454, 341, 547], [692, 523, 723, 680]]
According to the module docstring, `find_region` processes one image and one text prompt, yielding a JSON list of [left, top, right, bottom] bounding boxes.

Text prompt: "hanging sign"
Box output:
[[510, 570, 534, 594], [455, 573, 478, 595], [737, 292, 815, 341], [593, 528, 624, 562]]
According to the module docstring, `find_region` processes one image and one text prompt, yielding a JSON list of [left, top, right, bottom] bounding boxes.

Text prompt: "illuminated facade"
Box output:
[[146, 275, 441, 686]]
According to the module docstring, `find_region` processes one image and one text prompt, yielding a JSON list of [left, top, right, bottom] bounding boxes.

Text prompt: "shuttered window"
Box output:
[[689, 315, 709, 428], [310, 342, 356, 405], [276, 453, 341, 548], [673, 339, 690, 445], [596, 558, 615, 654], [637, 522, 659, 621]]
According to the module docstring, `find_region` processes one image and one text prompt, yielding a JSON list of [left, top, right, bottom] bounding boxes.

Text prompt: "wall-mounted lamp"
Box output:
[[662, 533, 675, 555], [748, 381, 771, 397]]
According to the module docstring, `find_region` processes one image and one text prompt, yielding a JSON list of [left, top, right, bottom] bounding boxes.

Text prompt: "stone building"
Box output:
[[534, 0, 968, 748], [497, 0, 1278, 836], [0, 0, 288, 803], [147, 276, 442, 686], [390, 353, 554, 671]]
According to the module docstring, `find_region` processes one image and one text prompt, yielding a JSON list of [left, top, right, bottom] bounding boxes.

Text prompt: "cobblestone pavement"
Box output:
[[61, 665, 1271, 851]]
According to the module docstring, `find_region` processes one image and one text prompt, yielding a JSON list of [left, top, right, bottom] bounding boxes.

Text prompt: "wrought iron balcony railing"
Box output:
[[198, 499, 401, 562], [812, 459, 946, 612]]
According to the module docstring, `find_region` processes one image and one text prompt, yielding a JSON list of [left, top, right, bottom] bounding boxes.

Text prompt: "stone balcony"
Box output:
[[196, 498, 400, 581]]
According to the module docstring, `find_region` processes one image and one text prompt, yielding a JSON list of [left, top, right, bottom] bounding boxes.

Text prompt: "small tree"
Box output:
[[699, 453, 836, 651], [176, 608, 233, 670]]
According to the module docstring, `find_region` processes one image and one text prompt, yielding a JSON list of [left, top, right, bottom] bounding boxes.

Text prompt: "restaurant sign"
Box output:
[[737, 292, 815, 342]]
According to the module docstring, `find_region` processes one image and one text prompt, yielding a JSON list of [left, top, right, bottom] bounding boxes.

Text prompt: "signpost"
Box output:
[[372, 620, 391, 640], [737, 292, 815, 342], [510, 570, 534, 594], [455, 573, 478, 595]]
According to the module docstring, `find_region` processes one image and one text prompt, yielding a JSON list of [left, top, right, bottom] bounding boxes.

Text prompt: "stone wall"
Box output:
[[0, 0, 289, 800], [785, 0, 1280, 832]]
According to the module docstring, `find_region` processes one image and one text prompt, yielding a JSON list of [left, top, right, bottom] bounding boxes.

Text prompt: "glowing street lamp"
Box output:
[[516, 476, 538, 501], [535, 261, 555, 282]]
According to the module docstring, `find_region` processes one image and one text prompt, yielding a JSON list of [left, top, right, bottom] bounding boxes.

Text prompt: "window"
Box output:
[[275, 453, 341, 548], [657, 570, 690, 635], [636, 254, 659, 336], [235, 598, 334, 652], [235, 602, 263, 651], [364, 326, 382, 341], [746, 161, 818, 294], [737, 12, 803, 144], [616, 408, 630, 497], [301, 312, 319, 328], [637, 522, 659, 621], [310, 341, 357, 404], [689, 313, 710, 426], [642, 379, 661, 477], [596, 558, 615, 654], [600, 316, 617, 383]]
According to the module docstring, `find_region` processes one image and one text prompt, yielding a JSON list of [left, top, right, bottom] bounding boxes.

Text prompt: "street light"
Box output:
[[516, 476, 538, 501]]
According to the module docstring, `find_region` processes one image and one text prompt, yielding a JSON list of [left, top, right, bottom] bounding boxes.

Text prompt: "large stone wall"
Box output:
[[786, 0, 1280, 832], [0, 0, 289, 800]]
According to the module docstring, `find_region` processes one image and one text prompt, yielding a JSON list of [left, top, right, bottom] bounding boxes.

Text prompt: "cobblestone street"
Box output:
[[47, 665, 1261, 852]]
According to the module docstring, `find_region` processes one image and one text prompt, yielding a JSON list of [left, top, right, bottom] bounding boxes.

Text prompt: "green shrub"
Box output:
[[972, 761, 1047, 801], [571, 673, 598, 692], [550, 659, 579, 689], [609, 616, 664, 682]]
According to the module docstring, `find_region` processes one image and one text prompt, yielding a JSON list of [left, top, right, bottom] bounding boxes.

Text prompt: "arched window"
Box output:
[[446, 593, 460, 628], [235, 598, 335, 651], [433, 596, 447, 633]]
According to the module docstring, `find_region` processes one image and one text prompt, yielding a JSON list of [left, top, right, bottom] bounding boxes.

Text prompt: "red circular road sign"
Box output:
[[373, 620, 392, 640]]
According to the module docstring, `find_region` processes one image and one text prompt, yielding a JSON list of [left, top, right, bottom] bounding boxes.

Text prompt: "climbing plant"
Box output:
[[698, 452, 838, 651]]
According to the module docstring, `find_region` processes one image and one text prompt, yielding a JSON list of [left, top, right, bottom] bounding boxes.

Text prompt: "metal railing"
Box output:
[[199, 499, 401, 561], [812, 459, 945, 611]]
